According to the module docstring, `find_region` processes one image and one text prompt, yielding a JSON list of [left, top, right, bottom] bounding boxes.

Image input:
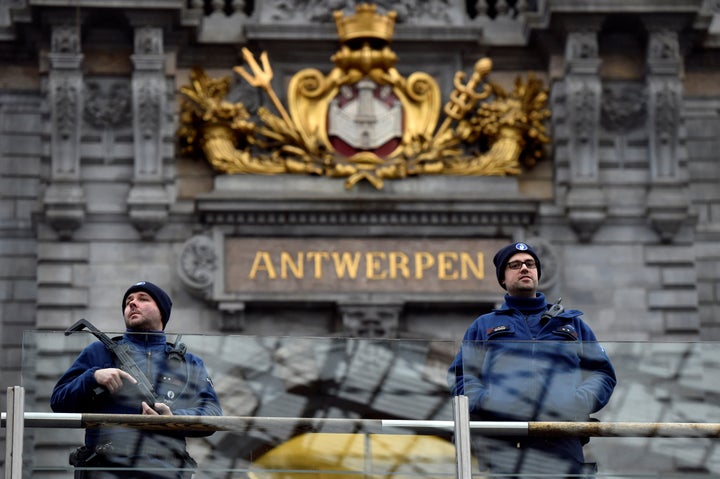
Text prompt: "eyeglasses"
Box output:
[[506, 259, 537, 270]]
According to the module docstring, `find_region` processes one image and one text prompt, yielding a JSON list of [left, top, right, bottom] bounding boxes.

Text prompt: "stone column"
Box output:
[[43, 24, 85, 239], [563, 29, 606, 242], [644, 28, 690, 243], [127, 26, 169, 239]]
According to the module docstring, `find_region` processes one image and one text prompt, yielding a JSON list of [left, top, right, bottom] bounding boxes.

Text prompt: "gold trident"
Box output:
[[234, 48, 295, 132], [434, 57, 493, 141]]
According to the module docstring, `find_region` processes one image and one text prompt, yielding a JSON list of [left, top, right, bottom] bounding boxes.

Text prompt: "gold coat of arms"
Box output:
[[179, 3, 550, 189]]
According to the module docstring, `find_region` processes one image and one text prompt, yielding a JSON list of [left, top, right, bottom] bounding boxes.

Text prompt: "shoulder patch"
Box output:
[[486, 325, 510, 335], [555, 325, 578, 339]]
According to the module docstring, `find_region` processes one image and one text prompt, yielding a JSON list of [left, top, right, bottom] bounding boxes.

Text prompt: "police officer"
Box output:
[[448, 242, 616, 478], [51, 281, 222, 479]]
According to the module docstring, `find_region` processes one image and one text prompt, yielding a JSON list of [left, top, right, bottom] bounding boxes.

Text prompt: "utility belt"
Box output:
[[69, 440, 196, 467]]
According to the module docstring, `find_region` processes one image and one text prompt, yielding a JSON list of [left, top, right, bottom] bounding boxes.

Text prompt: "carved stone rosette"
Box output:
[[178, 233, 217, 297]]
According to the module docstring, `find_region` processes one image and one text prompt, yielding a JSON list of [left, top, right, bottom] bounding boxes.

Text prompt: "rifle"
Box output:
[[65, 318, 160, 409]]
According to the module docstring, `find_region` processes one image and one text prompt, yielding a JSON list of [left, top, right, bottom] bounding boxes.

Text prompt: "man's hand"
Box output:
[[94, 368, 137, 394], [142, 401, 173, 415]]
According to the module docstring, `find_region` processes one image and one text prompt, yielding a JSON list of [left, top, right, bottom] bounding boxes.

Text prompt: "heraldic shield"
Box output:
[[178, 3, 551, 189]]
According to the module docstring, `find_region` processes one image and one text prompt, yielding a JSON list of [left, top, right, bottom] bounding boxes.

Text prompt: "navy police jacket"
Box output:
[[447, 293, 616, 462], [51, 330, 222, 453]]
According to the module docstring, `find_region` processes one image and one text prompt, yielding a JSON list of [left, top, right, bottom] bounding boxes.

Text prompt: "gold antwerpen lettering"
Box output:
[[414, 252, 435, 279], [247, 249, 485, 282], [460, 252, 483, 279], [280, 251, 303, 279], [331, 252, 362, 279], [306, 251, 330, 279], [388, 251, 410, 279], [248, 251, 277, 279], [438, 251, 459, 280], [365, 251, 388, 280]]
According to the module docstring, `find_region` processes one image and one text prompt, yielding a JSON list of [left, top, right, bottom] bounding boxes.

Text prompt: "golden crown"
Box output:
[[334, 3, 397, 44]]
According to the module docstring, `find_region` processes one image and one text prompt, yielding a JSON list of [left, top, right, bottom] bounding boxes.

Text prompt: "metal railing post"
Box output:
[[5, 386, 25, 479], [452, 395, 472, 479]]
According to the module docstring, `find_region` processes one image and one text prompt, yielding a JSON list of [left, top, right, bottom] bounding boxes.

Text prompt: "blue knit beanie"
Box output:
[[122, 281, 172, 329], [493, 242, 542, 289]]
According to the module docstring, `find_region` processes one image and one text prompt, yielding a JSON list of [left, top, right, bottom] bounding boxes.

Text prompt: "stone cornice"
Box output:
[[2, 2, 715, 49], [195, 176, 539, 229]]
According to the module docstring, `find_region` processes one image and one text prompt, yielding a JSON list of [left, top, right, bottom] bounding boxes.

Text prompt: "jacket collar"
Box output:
[[123, 329, 167, 346]]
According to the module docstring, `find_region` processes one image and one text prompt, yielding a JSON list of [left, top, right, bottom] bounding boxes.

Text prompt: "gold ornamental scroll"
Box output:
[[224, 238, 508, 295]]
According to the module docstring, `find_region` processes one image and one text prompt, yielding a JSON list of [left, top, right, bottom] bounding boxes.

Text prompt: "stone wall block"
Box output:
[[37, 242, 89, 262], [645, 245, 696, 264], [664, 311, 701, 332], [660, 267, 696, 287], [0, 257, 37, 278], [37, 286, 88, 307], [647, 290, 698, 310], [37, 264, 74, 285]]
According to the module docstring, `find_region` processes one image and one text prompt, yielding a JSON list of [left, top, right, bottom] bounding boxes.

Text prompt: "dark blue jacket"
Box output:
[[51, 330, 222, 453], [448, 293, 616, 465]]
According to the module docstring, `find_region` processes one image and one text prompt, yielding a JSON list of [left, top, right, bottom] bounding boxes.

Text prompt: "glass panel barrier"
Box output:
[[451, 340, 718, 478], [12, 333, 720, 478], [21, 331, 459, 478]]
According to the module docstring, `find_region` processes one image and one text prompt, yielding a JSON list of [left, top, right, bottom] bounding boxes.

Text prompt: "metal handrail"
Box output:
[[4, 410, 720, 438], [7, 385, 720, 479]]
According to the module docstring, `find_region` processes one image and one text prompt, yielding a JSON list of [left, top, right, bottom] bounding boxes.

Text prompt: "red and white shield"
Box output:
[[328, 79, 403, 157]]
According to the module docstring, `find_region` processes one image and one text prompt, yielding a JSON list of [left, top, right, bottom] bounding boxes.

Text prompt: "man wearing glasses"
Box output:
[[448, 242, 616, 478]]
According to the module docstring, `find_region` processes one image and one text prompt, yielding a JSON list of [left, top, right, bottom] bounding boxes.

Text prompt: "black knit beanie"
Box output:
[[122, 281, 173, 329], [493, 242, 542, 289]]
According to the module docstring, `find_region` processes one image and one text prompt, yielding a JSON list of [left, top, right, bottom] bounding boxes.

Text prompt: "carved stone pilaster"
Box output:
[[338, 303, 402, 338], [563, 31, 606, 242], [645, 29, 690, 243], [43, 25, 85, 239], [128, 26, 169, 239], [647, 30, 682, 180]]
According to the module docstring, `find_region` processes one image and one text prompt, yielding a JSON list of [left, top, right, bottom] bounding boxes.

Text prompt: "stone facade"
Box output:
[[1, 0, 720, 476]]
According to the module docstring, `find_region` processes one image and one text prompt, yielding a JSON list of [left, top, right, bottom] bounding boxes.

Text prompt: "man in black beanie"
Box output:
[[448, 242, 616, 478], [51, 281, 222, 479], [122, 281, 174, 330]]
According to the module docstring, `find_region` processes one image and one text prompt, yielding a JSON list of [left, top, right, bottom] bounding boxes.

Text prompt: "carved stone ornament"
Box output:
[[601, 83, 647, 132], [54, 79, 79, 141], [51, 25, 80, 54], [84, 81, 132, 128], [178, 3, 551, 189], [178, 234, 218, 296], [134, 26, 163, 55], [338, 303, 401, 338], [137, 80, 162, 139]]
